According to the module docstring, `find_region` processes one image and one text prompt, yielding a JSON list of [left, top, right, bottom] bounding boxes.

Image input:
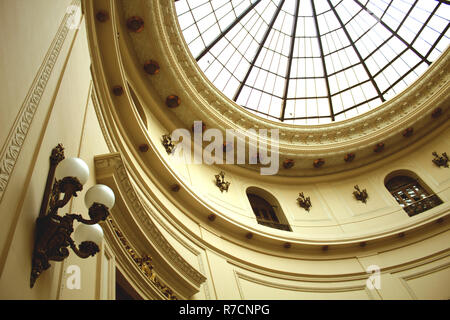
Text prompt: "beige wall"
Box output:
[[0, 1, 113, 299]]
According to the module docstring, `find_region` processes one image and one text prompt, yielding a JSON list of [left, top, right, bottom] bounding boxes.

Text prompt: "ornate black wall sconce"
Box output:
[[215, 171, 230, 193], [432, 151, 449, 168], [297, 192, 312, 212], [162, 134, 176, 154], [30, 144, 115, 288], [353, 185, 368, 203]]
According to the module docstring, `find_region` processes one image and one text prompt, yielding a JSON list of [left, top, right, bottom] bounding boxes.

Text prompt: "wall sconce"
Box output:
[[297, 192, 312, 212], [353, 185, 368, 203], [162, 134, 176, 154], [215, 171, 230, 193], [30, 144, 115, 288], [432, 151, 449, 168]]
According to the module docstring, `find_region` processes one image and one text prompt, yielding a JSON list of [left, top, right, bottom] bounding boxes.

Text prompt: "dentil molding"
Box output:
[[117, 0, 449, 175]]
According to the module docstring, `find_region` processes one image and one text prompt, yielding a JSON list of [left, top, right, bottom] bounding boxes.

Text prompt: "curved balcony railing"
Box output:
[[404, 194, 443, 217]]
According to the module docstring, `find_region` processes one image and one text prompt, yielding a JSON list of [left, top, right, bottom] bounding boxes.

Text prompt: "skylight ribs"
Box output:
[[352, 0, 431, 66], [380, 0, 394, 21], [196, 0, 262, 62], [175, 0, 450, 124], [233, 0, 286, 103], [437, 0, 450, 6], [279, 0, 299, 121], [326, 0, 385, 104], [393, 0, 418, 33], [310, 0, 334, 122], [426, 22, 449, 60]]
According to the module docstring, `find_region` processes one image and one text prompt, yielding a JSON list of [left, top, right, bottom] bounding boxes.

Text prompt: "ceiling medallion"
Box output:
[[96, 10, 109, 23], [138, 144, 149, 153], [344, 153, 356, 163], [297, 192, 311, 212], [353, 185, 368, 203], [215, 171, 230, 193], [432, 151, 449, 168], [127, 16, 144, 33], [402, 127, 414, 137], [313, 158, 325, 168], [432, 107, 443, 118], [112, 85, 123, 96], [283, 159, 295, 169], [143, 60, 160, 75], [166, 95, 180, 108], [373, 143, 385, 153]]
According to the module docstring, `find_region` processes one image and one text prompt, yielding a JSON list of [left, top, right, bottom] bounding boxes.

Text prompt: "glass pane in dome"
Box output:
[[176, 0, 450, 124]]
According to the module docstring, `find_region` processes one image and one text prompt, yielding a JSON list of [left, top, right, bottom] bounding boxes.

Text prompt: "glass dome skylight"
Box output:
[[175, 0, 450, 125]]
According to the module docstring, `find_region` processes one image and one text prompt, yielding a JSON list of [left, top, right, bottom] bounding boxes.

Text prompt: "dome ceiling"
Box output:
[[176, 0, 450, 125]]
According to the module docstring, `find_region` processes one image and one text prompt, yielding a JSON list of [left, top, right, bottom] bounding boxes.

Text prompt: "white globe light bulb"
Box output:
[[84, 184, 115, 209], [73, 223, 104, 245], [55, 157, 89, 185]]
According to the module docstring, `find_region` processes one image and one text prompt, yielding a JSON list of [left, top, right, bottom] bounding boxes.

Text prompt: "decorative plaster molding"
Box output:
[[234, 270, 376, 299], [0, 0, 81, 201], [87, 0, 450, 251], [107, 217, 179, 299], [94, 153, 207, 288], [90, 83, 116, 153], [117, 0, 449, 175]]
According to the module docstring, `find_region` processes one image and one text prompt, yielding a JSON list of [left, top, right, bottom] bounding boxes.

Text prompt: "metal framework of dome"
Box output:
[[176, 0, 450, 125]]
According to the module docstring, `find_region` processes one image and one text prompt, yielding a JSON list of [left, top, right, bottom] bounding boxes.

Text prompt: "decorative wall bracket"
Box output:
[[215, 171, 230, 193], [353, 185, 368, 203], [297, 192, 312, 212], [432, 151, 449, 168], [30, 145, 115, 288], [162, 134, 176, 154]]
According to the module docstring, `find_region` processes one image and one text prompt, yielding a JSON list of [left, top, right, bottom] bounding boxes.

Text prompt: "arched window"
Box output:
[[246, 188, 291, 231], [385, 171, 443, 217]]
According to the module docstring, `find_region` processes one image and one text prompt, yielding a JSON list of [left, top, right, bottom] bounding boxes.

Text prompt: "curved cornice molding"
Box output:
[[119, 0, 449, 175], [85, 0, 450, 252], [94, 153, 206, 298]]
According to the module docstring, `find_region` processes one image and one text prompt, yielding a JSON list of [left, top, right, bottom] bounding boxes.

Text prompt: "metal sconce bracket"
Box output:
[[297, 192, 312, 212], [353, 185, 368, 203], [432, 151, 449, 168], [162, 134, 176, 154], [30, 145, 110, 288], [215, 171, 230, 193]]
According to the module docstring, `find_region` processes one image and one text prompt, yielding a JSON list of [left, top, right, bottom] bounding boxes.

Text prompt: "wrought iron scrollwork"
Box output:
[[297, 192, 312, 212], [432, 151, 449, 168], [215, 171, 230, 193], [353, 185, 368, 203]]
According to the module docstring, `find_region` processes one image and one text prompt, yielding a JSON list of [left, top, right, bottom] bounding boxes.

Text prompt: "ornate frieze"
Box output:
[[107, 217, 178, 300], [0, 0, 81, 202], [94, 154, 207, 291]]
